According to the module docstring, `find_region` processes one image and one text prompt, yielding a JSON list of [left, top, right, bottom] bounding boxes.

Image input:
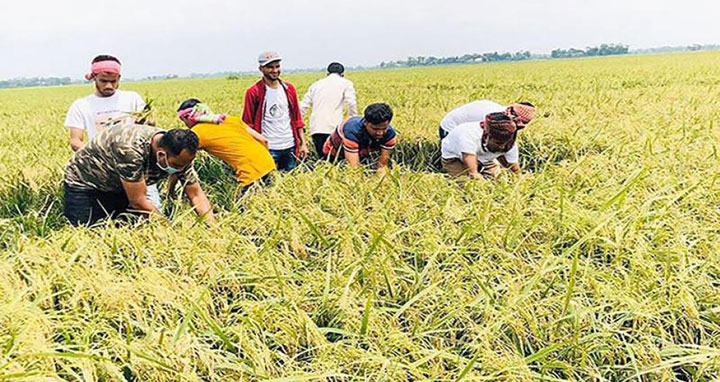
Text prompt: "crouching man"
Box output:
[[322, 103, 397, 176], [441, 112, 520, 180], [63, 125, 214, 226]]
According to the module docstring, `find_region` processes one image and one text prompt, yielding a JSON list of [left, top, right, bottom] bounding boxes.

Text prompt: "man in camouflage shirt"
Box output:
[[64, 124, 214, 225]]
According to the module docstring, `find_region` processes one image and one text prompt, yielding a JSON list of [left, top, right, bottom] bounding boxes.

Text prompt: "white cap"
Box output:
[[258, 51, 282, 66]]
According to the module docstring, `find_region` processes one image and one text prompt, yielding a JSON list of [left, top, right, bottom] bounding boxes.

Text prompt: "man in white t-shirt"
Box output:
[[439, 100, 536, 139], [300, 62, 358, 157], [441, 112, 521, 180], [64, 54, 160, 207], [242, 51, 309, 171]]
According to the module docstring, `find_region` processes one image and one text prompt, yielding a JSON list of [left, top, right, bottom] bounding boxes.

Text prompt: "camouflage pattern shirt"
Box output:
[[65, 124, 198, 192]]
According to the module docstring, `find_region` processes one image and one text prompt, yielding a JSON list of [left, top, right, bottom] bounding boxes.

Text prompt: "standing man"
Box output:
[[64, 54, 161, 208], [300, 62, 358, 157], [439, 100, 535, 139], [242, 51, 309, 171], [63, 126, 214, 226], [322, 103, 397, 176], [441, 112, 521, 180], [177, 99, 276, 193]]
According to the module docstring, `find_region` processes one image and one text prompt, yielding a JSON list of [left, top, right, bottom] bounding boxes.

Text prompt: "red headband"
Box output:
[[509, 104, 535, 126], [85, 60, 121, 81]]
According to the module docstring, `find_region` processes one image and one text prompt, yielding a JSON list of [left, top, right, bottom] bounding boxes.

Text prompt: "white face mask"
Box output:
[[156, 151, 182, 175]]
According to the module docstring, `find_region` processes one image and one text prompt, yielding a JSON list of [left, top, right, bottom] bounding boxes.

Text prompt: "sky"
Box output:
[[1, 0, 718, 80]]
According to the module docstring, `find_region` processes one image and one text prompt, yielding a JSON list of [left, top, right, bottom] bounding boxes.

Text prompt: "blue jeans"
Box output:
[[269, 147, 297, 171]]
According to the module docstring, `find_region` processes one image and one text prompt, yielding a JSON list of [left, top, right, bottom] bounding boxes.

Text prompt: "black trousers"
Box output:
[[63, 183, 131, 226], [311, 133, 330, 159]]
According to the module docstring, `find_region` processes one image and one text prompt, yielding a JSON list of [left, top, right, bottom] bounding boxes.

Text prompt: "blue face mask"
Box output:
[[156, 151, 182, 175]]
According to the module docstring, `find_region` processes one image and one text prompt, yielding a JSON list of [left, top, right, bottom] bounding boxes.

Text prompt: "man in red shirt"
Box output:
[[242, 51, 309, 171]]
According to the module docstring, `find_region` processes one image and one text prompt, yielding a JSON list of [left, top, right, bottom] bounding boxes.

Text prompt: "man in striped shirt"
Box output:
[[322, 103, 397, 176]]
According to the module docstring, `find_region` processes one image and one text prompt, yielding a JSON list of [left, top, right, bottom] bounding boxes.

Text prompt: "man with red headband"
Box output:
[[64, 55, 160, 207], [441, 112, 521, 180], [439, 100, 535, 139]]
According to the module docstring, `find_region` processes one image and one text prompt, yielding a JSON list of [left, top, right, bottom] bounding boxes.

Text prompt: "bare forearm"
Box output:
[[187, 192, 214, 221], [377, 150, 391, 174], [462, 156, 479, 175], [345, 152, 361, 167], [70, 138, 84, 152], [184, 183, 214, 222], [128, 198, 161, 216]]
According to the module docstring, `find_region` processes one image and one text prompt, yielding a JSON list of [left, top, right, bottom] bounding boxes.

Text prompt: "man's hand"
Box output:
[[461, 153, 481, 179], [344, 151, 361, 168], [470, 172, 484, 180], [184, 182, 215, 223], [298, 141, 310, 160], [246, 127, 269, 148], [377, 148, 392, 177], [121, 179, 162, 218], [377, 166, 388, 178], [70, 128, 85, 152]]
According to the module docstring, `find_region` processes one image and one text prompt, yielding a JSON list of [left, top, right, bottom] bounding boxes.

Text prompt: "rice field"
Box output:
[[1, 51, 719, 381]]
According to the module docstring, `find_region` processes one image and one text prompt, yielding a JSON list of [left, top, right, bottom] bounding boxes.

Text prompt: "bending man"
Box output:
[[64, 125, 214, 226], [177, 99, 276, 194], [439, 100, 535, 139], [441, 112, 521, 180], [322, 103, 397, 176]]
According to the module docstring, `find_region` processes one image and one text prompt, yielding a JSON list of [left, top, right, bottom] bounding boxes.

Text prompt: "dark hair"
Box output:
[[178, 98, 201, 111], [487, 112, 512, 122], [159, 129, 199, 155], [327, 62, 345, 74], [364, 103, 393, 125], [91, 55, 121, 64], [519, 101, 534, 107]]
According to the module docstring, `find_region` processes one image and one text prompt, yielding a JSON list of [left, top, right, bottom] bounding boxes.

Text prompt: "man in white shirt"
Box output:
[[242, 51, 309, 171], [439, 100, 536, 139], [300, 62, 358, 157], [64, 54, 160, 207], [441, 112, 521, 180]]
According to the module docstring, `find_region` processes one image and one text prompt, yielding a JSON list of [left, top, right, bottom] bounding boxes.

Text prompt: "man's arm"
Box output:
[[70, 128, 85, 152], [499, 143, 521, 174], [121, 179, 162, 216], [497, 156, 521, 174], [344, 150, 361, 167], [376, 148, 392, 176], [299, 85, 313, 119], [461, 153, 483, 179], [297, 127, 310, 159], [246, 127, 269, 148], [166, 174, 179, 197], [242, 88, 257, 128], [183, 182, 215, 223]]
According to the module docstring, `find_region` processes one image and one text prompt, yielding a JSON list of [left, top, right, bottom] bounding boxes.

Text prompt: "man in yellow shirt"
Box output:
[[176, 99, 275, 193]]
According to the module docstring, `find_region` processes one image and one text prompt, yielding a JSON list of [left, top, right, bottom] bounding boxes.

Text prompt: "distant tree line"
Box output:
[[3, 43, 720, 89], [632, 44, 720, 54], [550, 43, 629, 58], [380, 51, 532, 68], [143, 74, 179, 81], [0, 77, 76, 89]]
